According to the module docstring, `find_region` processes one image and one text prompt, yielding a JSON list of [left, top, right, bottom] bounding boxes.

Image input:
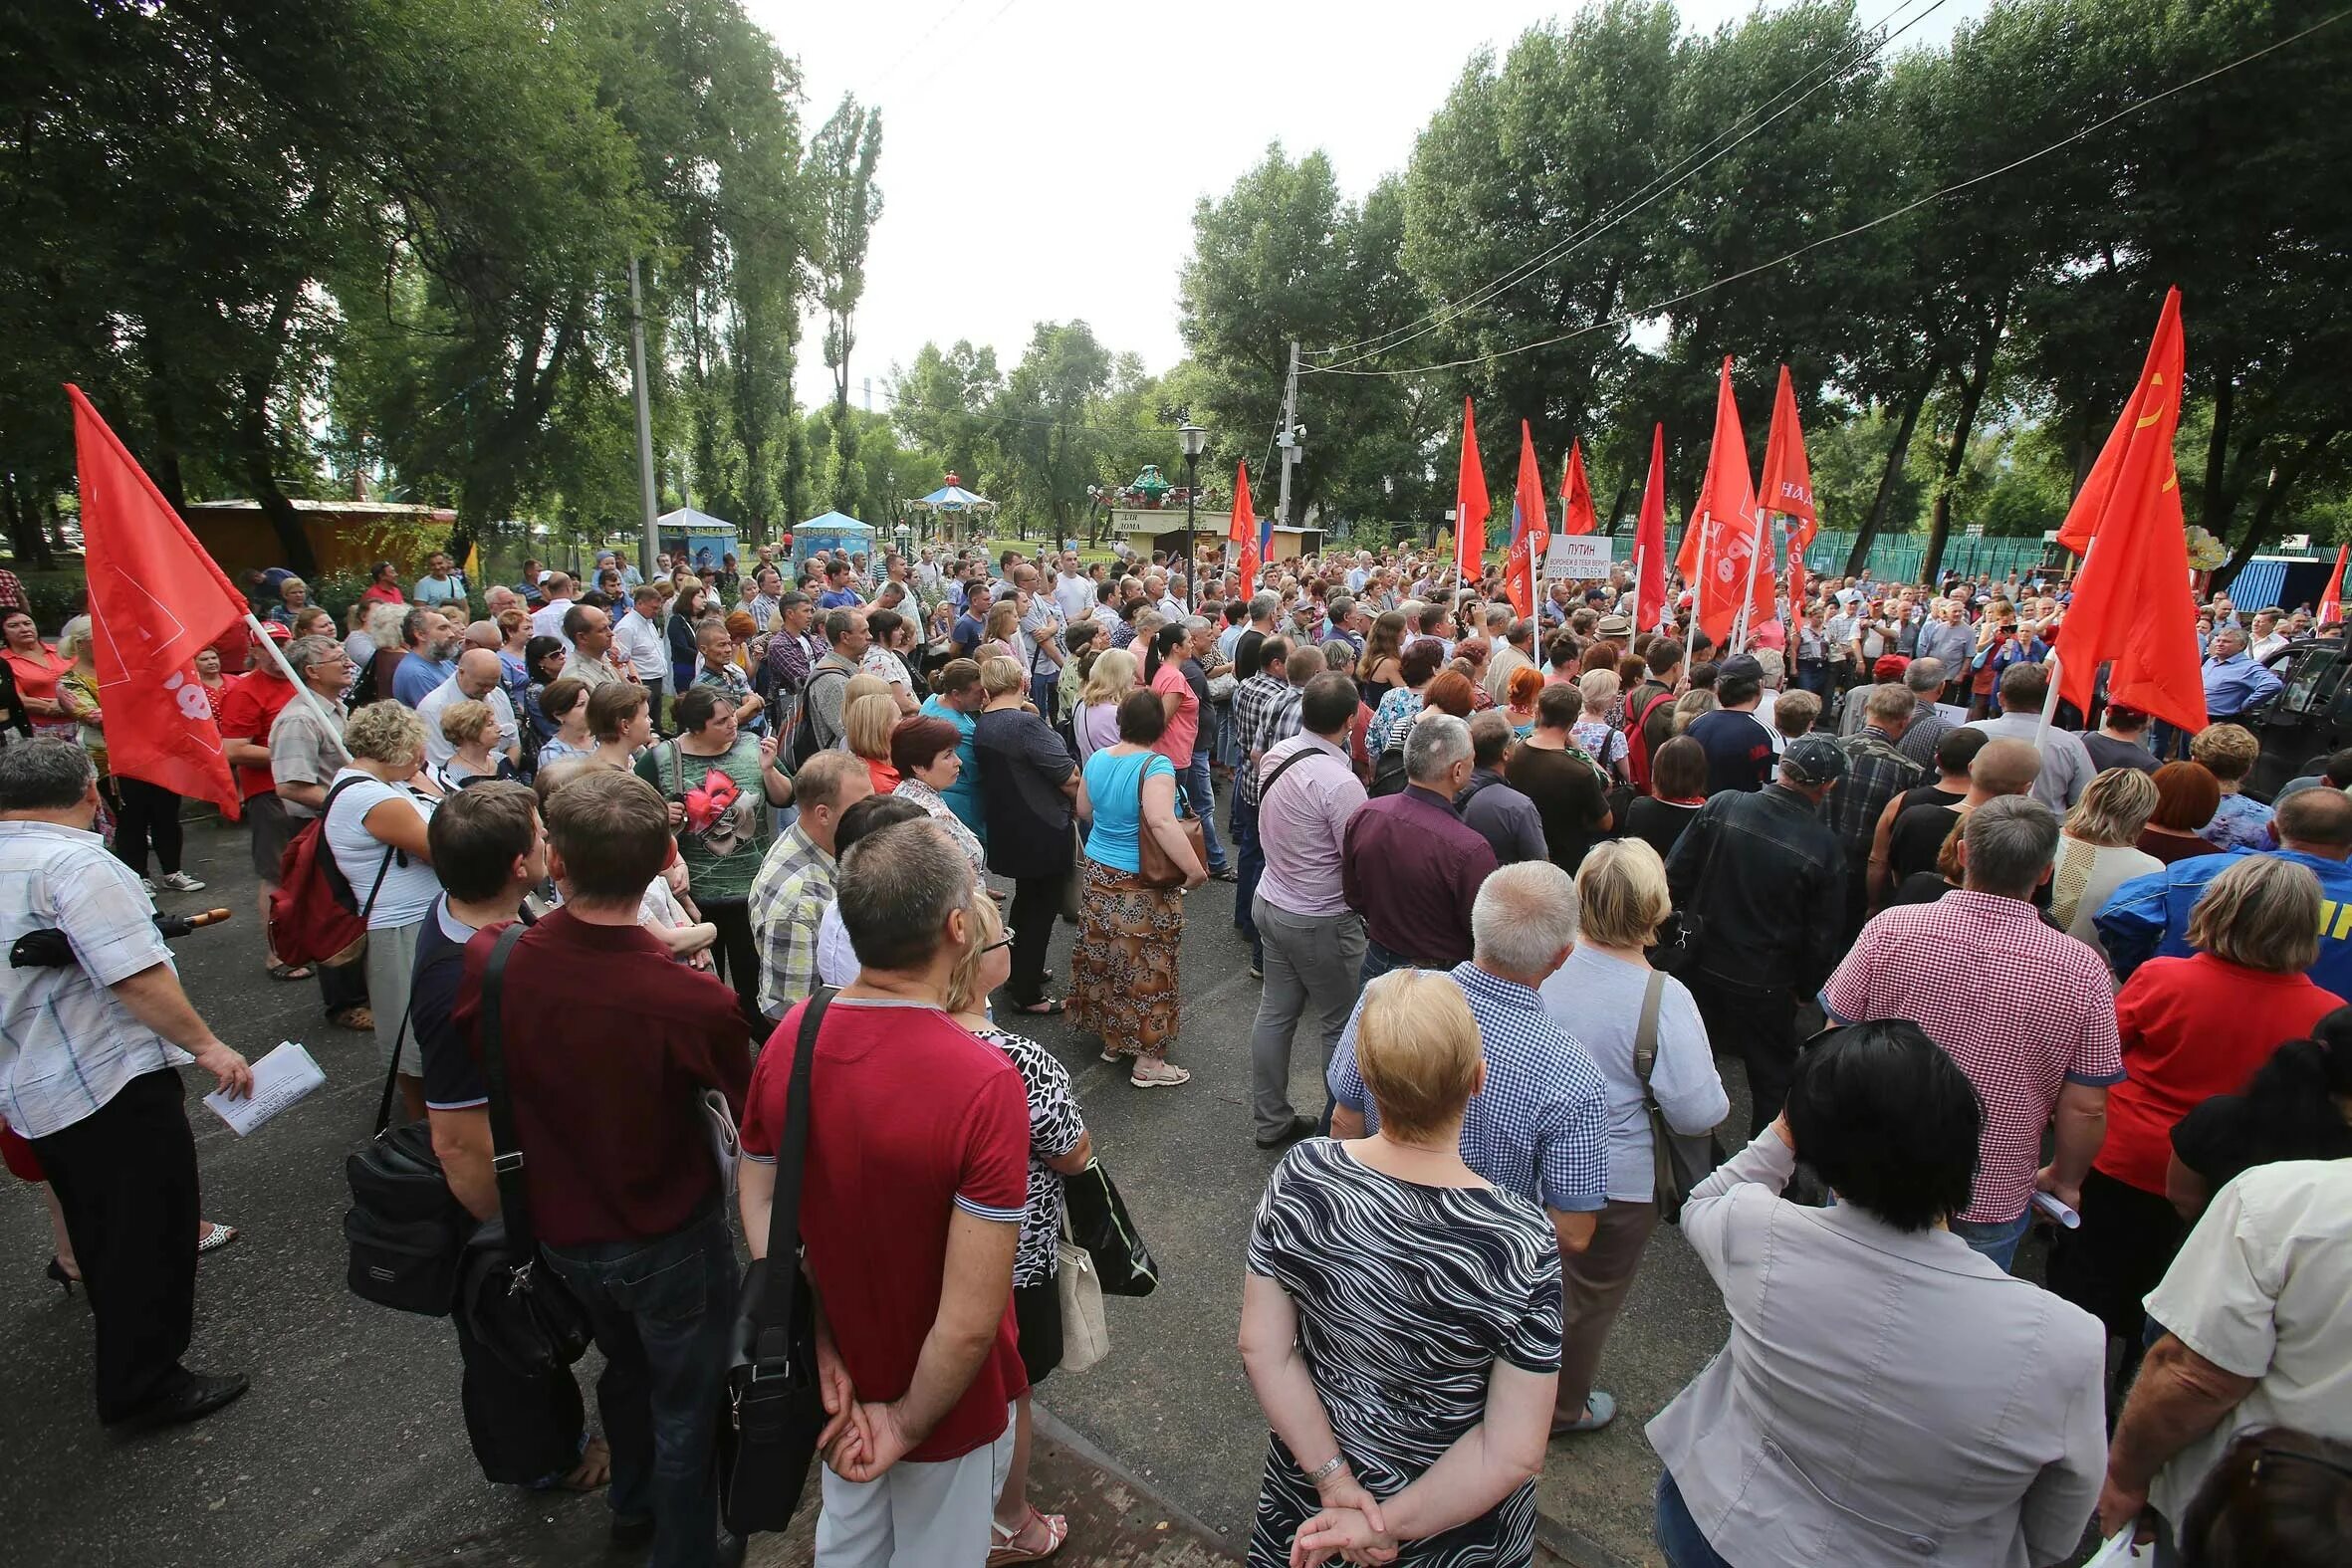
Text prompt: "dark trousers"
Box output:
[[1689, 980, 1800, 1136], [1358, 936, 1425, 990], [452, 1285, 587, 1485], [543, 1214, 739, 1568], [32, 1068, 201, 1423], [320, 948, 368, 1016], [2046, 1167, 2187, 1388], [702, 898, 764, 1036], [1230, 791, 1265, 962], [110, 776, 184, 877], [1004, 873, 1062, 1008]]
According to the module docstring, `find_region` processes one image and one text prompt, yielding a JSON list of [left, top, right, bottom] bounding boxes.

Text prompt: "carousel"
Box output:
[[907, 473, 999, 546]]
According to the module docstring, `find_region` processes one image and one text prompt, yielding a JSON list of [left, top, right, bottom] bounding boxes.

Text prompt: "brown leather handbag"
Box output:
[[1135, 757, 1205, 889]]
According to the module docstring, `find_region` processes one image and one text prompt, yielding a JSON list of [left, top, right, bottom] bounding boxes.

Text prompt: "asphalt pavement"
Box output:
[[0, 794, 2009, 1568]]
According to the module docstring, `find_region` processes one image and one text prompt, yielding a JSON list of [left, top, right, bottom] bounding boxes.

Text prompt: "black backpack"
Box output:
[[1368, 740, 1409, 798], [787, 664, 849, 773]]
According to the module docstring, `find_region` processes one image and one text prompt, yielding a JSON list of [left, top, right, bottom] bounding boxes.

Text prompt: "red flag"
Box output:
[[1506, 421, 1546, 617], [1635, 424, 1669, 633], [68, 384, 248, 813], [2051, 288, 2205, 733], [2321, 545, 2347, 628], [1674, 359, 1764, 646], [1758, 364, 1817, 545], [1558, 439, 1598, 537], [1455, 397, 1489, 585], [1228, 462, 1260, 596]]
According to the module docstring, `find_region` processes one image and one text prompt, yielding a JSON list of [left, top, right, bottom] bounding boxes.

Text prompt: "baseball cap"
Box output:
[[1781, 734, 1848, 785], [1719, 653, 1765, 684], [1872, 654, 1911, 681], [257, 620, 293, 641]]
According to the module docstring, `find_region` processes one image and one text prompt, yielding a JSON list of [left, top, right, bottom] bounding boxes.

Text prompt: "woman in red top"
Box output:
[[2048, 854, 2341, 1380], [1, 608, 76, 740]]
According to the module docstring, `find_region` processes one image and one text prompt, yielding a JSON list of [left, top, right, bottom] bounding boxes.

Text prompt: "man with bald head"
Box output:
[[417, 648, 520, 769], [2099, 785, 2352, 995]]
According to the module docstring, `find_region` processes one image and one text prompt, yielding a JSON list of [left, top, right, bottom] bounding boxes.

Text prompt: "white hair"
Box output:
[[1471, 861, 1580, 977]]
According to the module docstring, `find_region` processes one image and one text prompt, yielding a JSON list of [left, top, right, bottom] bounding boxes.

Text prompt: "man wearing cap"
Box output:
[[1839, 653, 1913, 737], [1665, 736, 1849, 1134], [1594, 612, 1632, 643], [1684, 654, 1777, 794], [1831, 683, 1926, 935]]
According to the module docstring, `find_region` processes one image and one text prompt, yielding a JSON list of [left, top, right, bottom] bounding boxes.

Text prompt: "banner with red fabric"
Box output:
[[68, 383, 247, 814], [1228, 462, 1261, 596], [1506, 420, 1547, 617], [2321, 545, 2347, 628], [1759, 365, 1817, 629], [1455, 397, 1489, 586], [1558, 439, 1598, 538], [1635, 424, 1669, 634], [1674, 359, 1765, 646]]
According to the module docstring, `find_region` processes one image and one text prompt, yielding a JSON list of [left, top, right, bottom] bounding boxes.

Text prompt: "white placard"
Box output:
[[1935, 703, 1971, 729], [204, 1041, 326, 1137], [1544, 535, 1613, 579]]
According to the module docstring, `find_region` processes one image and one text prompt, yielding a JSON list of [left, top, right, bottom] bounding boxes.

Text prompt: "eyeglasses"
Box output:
[[981, 929, 1016, 956]]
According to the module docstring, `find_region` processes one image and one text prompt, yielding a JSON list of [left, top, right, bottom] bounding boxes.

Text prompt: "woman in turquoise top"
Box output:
[[1071, 688, 1205, 1087], [920, 659, 987, 843]]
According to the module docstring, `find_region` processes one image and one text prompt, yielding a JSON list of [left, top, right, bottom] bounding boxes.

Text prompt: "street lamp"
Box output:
[[1178, 418, 1208, 610]]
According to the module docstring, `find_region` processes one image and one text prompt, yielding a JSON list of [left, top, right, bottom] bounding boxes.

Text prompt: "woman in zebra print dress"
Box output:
[[1240, 969, 1562, 1567]]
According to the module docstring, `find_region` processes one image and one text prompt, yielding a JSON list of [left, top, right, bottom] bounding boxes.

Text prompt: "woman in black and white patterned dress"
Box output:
[[1240, 969, 1562, 1568], [948, 891, 1092, 1564]]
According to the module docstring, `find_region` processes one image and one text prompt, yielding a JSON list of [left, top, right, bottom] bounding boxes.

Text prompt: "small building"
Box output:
[[182, 498, 457, 581]]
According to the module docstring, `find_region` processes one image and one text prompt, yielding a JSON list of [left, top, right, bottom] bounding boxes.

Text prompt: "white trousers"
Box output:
[[813, 1404, 1017, 1568]]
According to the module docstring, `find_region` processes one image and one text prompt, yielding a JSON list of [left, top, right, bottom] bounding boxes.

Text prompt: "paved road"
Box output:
[[0, 799, 2062, 1567]]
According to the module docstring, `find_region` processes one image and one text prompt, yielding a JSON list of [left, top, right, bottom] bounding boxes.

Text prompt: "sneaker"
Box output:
[[157, 871, 207, 893], [138, 876, 158, 894]]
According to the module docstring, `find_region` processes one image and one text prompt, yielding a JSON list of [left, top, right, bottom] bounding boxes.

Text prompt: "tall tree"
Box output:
[[811, 96, 884, 517]]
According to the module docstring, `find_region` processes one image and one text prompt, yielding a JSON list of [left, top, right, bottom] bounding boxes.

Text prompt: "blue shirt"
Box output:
[[392, 651, 452, 708], [2202, 651, 2282, 717], [2097, 847, 2352, 997], [1328, 961, 1608, 1215], [2199, 792, 2275, 853], [1080, 750, 1175, 874], [818, 587, 863, 609], [919, 695, 985, 840]]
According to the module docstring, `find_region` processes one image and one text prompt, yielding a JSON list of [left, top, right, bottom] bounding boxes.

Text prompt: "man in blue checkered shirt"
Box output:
[[1327, 860, 1608, 1253]]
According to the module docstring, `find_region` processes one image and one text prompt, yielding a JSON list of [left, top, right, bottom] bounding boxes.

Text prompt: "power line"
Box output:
[[1304, 9, 2351, 380], [1305, 0, 1951, 369]]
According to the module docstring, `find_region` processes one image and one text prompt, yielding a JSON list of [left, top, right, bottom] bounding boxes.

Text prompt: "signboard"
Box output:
[[1544, 535, 1613, 579]]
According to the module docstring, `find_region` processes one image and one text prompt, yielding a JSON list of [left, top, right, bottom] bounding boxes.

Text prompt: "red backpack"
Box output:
[[1622, 687, 1679, 792], [266, 777, 388, 969]]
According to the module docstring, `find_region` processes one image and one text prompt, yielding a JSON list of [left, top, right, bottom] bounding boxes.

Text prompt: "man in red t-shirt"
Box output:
[[216, 622, 303, 974], [741, 817, 1030, 1564]]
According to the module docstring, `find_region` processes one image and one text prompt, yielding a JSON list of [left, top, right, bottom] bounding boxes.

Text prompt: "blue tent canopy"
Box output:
[[792, 510, 874, 567], [913, 484, 994, 511]]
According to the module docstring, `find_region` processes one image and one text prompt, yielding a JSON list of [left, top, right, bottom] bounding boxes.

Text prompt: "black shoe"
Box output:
[[610, 1514, 654, 1547], [1256, 1115, 1315, 1150], [715, 1525, 749, 1568], [108, 1371, 247, 1433]]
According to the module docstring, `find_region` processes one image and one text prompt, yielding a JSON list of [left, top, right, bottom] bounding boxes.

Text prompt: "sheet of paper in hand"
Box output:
[[204, 1041, 326, 1136]]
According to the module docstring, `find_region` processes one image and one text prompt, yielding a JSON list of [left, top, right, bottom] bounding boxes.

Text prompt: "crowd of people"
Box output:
[[1, 535, 2348, 1568]]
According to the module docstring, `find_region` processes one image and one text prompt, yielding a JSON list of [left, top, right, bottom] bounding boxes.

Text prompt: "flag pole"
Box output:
[[2032, 537, 2088, 753], [1734, 509, 1769, 655], [1695, 513, 1714, 644], [244, 612, 353, 764]]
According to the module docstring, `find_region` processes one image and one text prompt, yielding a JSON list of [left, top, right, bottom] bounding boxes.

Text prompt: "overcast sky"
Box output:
[[745, 0, 1984, 414]]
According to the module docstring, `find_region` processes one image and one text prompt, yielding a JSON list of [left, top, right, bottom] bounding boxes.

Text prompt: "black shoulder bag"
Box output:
[[455, 923, 593, 1377], [717, 988, 834, 1535], [1632, 971, 1725, 1223]]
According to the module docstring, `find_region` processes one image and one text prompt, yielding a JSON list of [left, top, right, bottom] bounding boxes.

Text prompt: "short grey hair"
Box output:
[[1865, 683, 1915, 724], [1905, 657, 1945, 693], [1472, 861, 1580, 976], [0, 736, 97, 809], [1963, 795, 2060, 899], [286, 634, 345, 678], [1403, 712, 1473, 784], [837, 818, 972, 973], [1249, 591, 1280, 623], [1182, 616, 1211, 636]]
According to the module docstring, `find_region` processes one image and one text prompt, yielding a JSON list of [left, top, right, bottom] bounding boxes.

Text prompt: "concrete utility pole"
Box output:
[[1276, 339, 1301, 530], [627, 255, 659, 574]]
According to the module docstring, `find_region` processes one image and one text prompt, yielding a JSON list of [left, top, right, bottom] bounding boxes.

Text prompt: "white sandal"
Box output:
[[1129, 1060, 1191, 1089]]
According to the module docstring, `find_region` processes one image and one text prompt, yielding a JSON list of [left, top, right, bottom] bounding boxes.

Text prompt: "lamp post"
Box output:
[[1178, 418, 1207, 611]]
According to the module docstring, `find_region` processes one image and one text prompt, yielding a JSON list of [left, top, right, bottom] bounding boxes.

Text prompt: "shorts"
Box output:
[[1012, 1277, 1063, 1388], [247, 791, 298, 881]]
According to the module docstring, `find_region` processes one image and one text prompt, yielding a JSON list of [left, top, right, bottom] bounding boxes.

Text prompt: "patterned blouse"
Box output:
[[894, 776, 987, 879], [970, 1025, 1086, 1287]]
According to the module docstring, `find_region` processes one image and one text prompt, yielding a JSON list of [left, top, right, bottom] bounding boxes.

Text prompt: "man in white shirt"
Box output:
[[1053, 553, 1094, 624], [611, 584, 670, 721], [416, 649, 521, 768], [529, 573, 577, 649], [2246, 606, 2289, 663]]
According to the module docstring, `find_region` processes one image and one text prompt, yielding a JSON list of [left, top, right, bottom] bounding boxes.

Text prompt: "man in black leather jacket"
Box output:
[[1666, 735, 1849, 1134]]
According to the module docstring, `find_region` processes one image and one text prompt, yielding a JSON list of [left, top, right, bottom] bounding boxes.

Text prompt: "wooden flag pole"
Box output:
[[244, 612, 352, 764]]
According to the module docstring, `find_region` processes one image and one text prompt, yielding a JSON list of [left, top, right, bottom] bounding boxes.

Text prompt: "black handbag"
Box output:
[[455, 923, 593, 1378], [344, 998, 465, 1317], [716, 988, 834, 1536], [1062, 1158, 1158, 1298], [1632, 970, 1725, 1225]]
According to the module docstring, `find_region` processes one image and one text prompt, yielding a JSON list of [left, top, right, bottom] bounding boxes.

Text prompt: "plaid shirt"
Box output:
[[0, 568, 25, 614], [1824, 890, 2124, 1224], [1232, 672, 1302, 804], [1830, 726, 1926, 861], [746, 824, 836, 1021]]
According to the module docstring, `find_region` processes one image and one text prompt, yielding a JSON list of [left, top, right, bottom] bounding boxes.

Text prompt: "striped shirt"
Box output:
[[0, 821, 189, 1138]]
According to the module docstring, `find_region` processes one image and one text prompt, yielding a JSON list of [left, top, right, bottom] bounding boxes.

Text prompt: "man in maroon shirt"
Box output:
[[740, 818, 1031, 1564], [1341, 711, 1498, 986], [454, 771, 752, 1567]]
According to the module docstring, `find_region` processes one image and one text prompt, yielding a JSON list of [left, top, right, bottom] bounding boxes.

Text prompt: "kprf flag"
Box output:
[[1673, 358, 1765, 646], [1507, 420, 1546, 617], [1455, 397, 1489, 584], [1635, 424, 1669, 633], [68, 383, 247, 813], [1558, 440, 1598, 538], [2050, 288, 2206, 734], [1759, 365, 1816, 625], [2321, 545, 2347, 628], [1228, 462, 1261, 595]]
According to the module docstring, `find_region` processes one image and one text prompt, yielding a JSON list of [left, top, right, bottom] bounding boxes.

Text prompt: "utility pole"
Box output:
[[1275, 339, 1301, 531], [627, 255, 659, 574]]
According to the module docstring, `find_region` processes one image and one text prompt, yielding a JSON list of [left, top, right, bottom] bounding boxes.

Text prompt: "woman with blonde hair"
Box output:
[[323, 702, 445, 1122], [360, 600, 408, 704], [945, 891, 1092, 1563], [1668, 688, 1718, 737], [1242, 968, 1560, 1565], [976, 599, 1023, 666], [2190, 722, 2272, 851], [1573, 669, 1630, 783], [1538, 840, 1726, 1438], [1073, 646, 1139, 761], [2050, 767, 2163, 950], [2050, 854, 2344, 1387], [844, 691, 902, 794]]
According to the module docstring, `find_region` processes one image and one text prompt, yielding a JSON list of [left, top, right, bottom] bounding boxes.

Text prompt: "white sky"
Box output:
[[746, 0, 1985, 411]]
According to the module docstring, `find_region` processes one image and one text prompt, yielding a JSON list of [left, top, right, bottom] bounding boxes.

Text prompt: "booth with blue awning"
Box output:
[[792, 511, 874, 570]]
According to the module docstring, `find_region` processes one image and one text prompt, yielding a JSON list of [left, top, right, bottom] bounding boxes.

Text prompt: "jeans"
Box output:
[[1178, 749, 1228, 872], [1655, 1469, 1737, 1568], [542, 1213, 739, 1568], [1951, 1210, 2032, 1272], [1359, 936, 1419, 990], [1249, 898, 1365, 1140], [1230, 791, 1265, 961]]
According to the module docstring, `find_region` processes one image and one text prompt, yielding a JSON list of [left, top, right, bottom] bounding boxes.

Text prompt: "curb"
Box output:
[[1534, 1508, 1642, 1568], [1034, 1403, 1241, 1554]]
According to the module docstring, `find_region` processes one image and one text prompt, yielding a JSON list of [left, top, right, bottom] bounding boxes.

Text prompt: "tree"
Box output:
[[811, 96, 884, 518]]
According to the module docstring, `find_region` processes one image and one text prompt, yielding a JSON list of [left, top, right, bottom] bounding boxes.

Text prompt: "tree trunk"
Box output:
[[2200, 365, 2235, 538], [1922, 307, 2005, 584], [5, 471, 55, 570], [2214, 425, 2343, 589], [235, 287, 320, 577], [1603, 480, 1632, 537], [1844, 357, 1939, 576]]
